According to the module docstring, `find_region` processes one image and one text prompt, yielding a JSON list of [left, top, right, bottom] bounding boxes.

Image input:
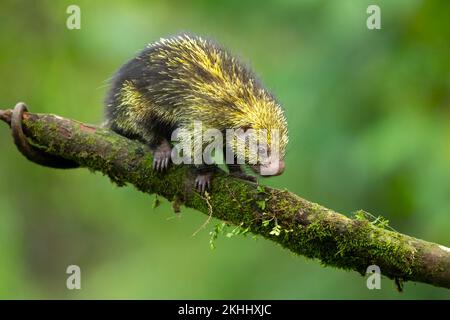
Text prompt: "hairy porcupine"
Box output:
[[104, 34, 288, 192]]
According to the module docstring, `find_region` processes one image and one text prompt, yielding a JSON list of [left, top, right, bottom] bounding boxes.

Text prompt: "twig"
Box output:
[[192, 191, 213, 236]]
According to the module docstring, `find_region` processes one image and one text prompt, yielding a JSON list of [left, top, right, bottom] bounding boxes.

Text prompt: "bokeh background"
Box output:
[[0, 0, 449, 299]]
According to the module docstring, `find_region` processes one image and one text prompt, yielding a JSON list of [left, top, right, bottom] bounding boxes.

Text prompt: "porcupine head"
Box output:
[[162, 35, 289, 177]]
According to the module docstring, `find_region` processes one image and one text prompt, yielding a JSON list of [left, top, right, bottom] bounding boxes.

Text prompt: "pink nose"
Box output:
[[276, 160, 285, 175], [260, 160, 285, 176]]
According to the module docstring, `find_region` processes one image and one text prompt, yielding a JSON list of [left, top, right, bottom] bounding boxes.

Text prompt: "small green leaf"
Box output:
[[257, 200, 266, 210], [270, 228, 281, 236], [269, 223, 282, 236], [354, 210, 367, 221]]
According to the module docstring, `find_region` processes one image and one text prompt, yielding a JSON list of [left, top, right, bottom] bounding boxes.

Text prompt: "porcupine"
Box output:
[[104, 34, 288, 192]]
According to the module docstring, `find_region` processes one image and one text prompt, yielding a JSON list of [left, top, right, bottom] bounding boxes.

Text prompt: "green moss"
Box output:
[[260, 207, 417, 279]]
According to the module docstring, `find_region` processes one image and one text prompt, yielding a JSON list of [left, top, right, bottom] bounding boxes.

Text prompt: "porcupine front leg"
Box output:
[[194, 164, 217, 194], [224, 145, 257, 182], [151, 138, 172, 172], [227, 161, 257, 183]]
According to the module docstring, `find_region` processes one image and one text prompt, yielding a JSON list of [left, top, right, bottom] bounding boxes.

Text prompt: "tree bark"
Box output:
[[1, 106, 449, 290]]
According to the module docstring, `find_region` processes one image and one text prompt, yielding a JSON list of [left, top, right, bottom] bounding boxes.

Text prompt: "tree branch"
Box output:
[[1, 105, 449, 290]]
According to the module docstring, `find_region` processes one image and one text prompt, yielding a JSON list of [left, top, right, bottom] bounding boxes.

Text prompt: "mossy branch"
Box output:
[[1, 106, 449, 290]]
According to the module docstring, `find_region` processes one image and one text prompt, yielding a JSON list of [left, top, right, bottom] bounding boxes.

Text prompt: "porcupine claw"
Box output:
[[195, 172, 212, 194], [152, 140, 172, 172]]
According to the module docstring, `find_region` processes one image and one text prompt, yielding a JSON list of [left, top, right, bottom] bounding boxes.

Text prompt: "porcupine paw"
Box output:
[[195, 172, 212, 194], [152, 141, 172, 172], [229, 171, 257, 183]]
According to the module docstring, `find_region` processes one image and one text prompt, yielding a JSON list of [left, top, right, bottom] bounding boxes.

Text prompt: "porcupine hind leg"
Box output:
[[106, 116, 172, 172]]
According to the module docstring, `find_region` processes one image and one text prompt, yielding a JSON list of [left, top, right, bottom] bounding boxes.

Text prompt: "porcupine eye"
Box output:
[[258, 145, 269, 163]]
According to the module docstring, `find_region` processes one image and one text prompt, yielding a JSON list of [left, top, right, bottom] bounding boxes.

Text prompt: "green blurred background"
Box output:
[[0, 0, 449, 299]]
